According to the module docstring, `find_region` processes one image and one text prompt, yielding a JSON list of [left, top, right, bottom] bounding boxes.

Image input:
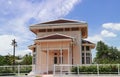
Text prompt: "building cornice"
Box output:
[[35, 39, 72, 43]]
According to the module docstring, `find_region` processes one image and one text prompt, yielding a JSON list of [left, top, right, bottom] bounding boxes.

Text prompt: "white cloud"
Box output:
[[0, 0, 81, 55], [0, 35, 32, 56], [86, 35, 103, 43], [0, 35, 17, 53], [87, 23, 118, 44], [101, 30, 117, 37], [117, 46, 120, 51], [102, 23, 120, 31], [36, 0, 81, 22], [87, 30, 117, 43], [0, 0, 81, 34], [16, 49, 32, 56], [8, 0, 12, 5]]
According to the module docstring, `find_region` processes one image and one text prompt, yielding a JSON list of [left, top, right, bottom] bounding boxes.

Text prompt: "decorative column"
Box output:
[[90, 52, 92, 64], [46, 49, 49, 74], [68, 48, 70, 73], [39, 44, 42, 73], [84, 46, 86, 64], [36, 43, 42, 74], [60, 48, 63, 75], [68, 48, 69, 64], [46, 43, 49, 74], [79, 31, 82, 64], [60, 49, 63, 64]]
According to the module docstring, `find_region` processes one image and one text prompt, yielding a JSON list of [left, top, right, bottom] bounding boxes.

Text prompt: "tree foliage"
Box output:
[[0, 55, 13, 65], [0, 54, 32, 65], [21, 54, 32, 65], [94, 41, 120, 64]]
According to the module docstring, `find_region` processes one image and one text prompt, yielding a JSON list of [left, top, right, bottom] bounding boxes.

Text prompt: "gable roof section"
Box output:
[[82, 40, 94, 44], [82, 40, 95, 48], [33, 19, 87, 26], [40, 19, 82, 24], [30, 19, 88, 38], [36, 33, 74, 40]]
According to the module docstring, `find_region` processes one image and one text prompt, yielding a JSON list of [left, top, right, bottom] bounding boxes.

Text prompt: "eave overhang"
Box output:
[[28, 45, 36, 50], [30, 19, 88, 38], [82, 40, 95, 49], [35, 33, 74, 43]]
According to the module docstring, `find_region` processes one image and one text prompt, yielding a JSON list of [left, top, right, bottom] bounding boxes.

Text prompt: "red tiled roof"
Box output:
[[40, 19, 80, 24]]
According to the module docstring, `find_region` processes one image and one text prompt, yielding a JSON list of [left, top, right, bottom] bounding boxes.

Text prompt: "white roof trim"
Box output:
[[36, 33, 74, 40], [35, 39, 72, 42]]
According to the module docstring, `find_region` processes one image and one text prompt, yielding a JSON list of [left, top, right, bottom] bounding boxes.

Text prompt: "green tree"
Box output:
[[0, 55, 5, 65], [0, 54, 32, 65], [0, 54, 13, 65], [21, 54, 32, 65], [94, 41, 120, 64]]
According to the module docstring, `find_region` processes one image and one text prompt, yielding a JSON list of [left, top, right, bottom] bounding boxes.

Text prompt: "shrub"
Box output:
[[20, 66, 32, 73], [99, 65, 118, 74], [71, 66, 77, 74], [0, 68, 15, 76], [71, 64, 118, 74]]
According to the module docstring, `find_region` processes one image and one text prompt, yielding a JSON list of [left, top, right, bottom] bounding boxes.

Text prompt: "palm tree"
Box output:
[[11, 39, 17, 72]]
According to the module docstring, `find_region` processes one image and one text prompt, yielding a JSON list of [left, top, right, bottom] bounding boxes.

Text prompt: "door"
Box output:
[[54, 53, 63, 64], [54, 53, 63, 71]]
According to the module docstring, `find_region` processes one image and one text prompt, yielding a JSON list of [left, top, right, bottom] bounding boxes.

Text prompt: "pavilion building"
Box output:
[[28, 19, 95, 74]]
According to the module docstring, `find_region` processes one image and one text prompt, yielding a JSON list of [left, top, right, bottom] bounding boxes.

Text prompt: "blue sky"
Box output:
[[0, 0, 120, 58]]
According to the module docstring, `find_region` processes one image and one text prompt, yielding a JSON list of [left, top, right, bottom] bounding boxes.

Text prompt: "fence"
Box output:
[[1, 64, 120, 76], [0, 65, 33, 76], [53, 64, 120, 76]]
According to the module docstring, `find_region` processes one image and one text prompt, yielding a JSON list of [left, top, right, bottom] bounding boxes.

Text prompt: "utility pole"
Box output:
[[11, 39, 17, 67]]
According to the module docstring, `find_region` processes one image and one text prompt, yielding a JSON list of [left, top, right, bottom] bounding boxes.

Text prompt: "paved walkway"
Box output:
[[53, 74, 120, 77], [1, 74, 120, 77]]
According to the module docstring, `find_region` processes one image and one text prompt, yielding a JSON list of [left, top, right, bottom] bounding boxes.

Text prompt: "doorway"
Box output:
[[54, 52, 63, 64]]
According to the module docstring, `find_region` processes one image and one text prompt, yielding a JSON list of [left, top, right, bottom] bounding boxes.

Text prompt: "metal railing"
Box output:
[[53, 64, 120, 76], [0, 65, 32, 76], [1, 64, 120, 76]]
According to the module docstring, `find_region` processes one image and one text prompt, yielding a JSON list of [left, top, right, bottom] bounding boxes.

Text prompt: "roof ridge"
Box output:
[[38, 19, 86, 24]]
